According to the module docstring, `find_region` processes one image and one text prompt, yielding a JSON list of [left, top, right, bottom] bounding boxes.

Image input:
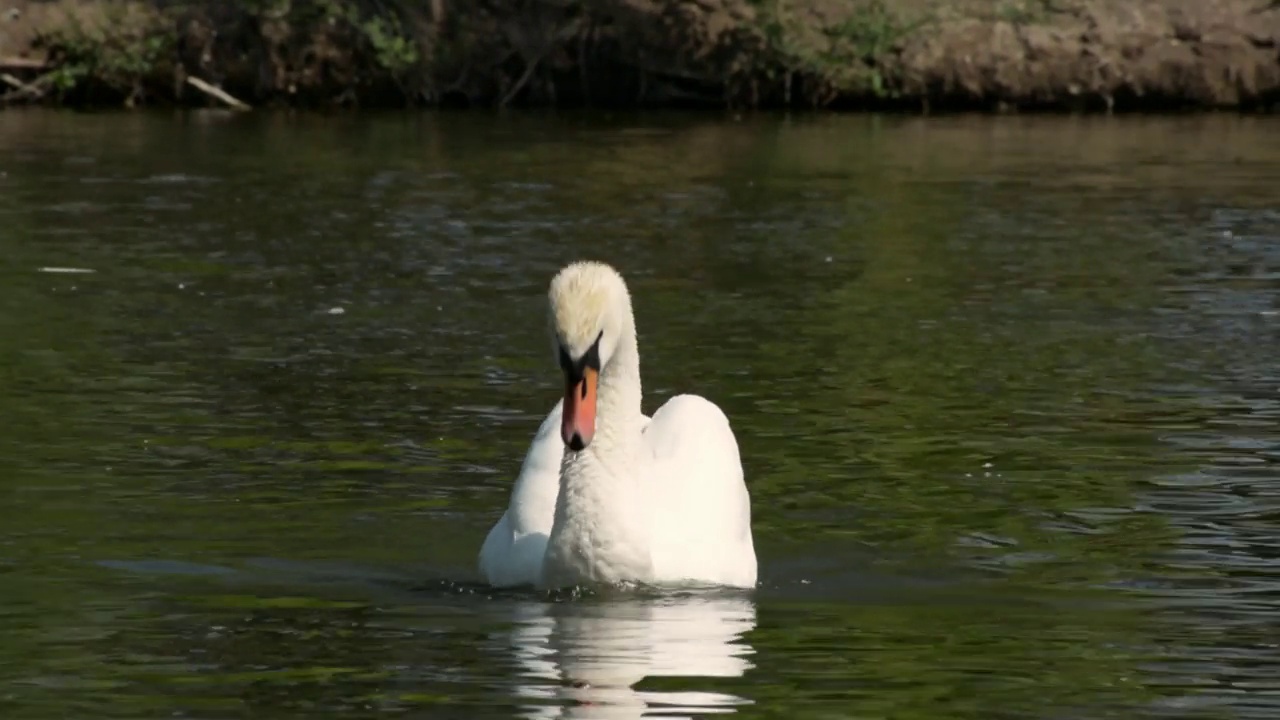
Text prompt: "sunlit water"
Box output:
[[0, 109, 1278, 719]]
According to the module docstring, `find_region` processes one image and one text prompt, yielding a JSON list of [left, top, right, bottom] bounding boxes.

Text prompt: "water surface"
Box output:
[[1, 109, 1278, 718]]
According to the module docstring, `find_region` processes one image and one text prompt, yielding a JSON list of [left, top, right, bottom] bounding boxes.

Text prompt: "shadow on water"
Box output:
[[0, 109, 1279, 718]]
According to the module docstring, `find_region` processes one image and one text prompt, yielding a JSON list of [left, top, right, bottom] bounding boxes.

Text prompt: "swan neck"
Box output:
[[542, 307, 650, 587], [595, 320, 642, 449]]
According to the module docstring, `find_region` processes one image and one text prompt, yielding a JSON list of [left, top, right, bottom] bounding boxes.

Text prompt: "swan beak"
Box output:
[[562, 366, 598, 451]]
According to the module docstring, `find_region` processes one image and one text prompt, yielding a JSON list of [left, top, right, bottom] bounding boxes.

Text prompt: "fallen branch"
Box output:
[[185, 75, 251, 111], [0, 57, 48, 71], [0, 73, 30, 91], [0, 70, 56, 102]]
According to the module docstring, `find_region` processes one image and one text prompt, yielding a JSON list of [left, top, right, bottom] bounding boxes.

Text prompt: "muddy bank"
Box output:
[[1, 0, 1278, 112]]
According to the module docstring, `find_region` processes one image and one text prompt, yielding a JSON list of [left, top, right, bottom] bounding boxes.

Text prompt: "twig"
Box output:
[[185, 75, 251, 111], [442, 60, 472, 97], [497, 12, 582, 109], [499, 53, 542, 108]]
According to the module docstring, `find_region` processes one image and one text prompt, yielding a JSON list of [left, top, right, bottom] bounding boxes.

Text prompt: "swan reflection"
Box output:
[[505, 593, 757, 718]]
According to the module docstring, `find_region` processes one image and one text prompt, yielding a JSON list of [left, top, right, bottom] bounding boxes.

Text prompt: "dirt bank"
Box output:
[[1, 0, 1278, 112]]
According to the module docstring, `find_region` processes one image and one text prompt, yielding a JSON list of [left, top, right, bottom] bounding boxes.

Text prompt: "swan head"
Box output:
[[547, 260, 632, 452]]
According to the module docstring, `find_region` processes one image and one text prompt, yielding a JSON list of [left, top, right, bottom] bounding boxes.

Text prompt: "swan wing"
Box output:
[[479, 399, 565, 587], [641, 394, 757, 588]]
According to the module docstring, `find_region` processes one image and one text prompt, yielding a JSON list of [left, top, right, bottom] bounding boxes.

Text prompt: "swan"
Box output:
[[478, 260, 757, 590]]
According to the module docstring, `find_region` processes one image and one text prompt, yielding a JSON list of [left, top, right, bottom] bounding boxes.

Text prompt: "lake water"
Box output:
[[1, 109, 1278, 719]]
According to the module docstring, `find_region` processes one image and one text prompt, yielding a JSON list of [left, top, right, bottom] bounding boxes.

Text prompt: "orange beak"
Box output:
[[562, 366, 598, 451]]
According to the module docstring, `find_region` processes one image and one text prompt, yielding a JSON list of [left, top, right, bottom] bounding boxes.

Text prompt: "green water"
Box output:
[[1, 109, 1278, 719]]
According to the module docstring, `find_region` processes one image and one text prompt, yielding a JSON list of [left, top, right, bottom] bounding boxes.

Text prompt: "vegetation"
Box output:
[[753, 0, 929, 105], [35, 2, 176, 106], [1, 0, 1277, 111]]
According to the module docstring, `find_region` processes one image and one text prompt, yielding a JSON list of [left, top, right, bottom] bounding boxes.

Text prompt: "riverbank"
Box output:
[[2, 0, 1278, 112]]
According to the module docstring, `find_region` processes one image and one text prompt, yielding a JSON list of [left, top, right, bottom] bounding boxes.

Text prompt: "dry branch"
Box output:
[[0, 71, 56, 102], [0, 57, 48, 71], [185, 75, 251, 110]]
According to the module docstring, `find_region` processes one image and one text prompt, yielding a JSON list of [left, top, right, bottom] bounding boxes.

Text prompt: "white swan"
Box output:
[[479, 260, 757, 590]]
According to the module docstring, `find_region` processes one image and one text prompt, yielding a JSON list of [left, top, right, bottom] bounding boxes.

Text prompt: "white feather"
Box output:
[[477, 400, 564, 588]]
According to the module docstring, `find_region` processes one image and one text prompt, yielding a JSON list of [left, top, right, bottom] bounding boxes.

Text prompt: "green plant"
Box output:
[[36, 1, 175, 102], [360, 14, 419, 75], [754, 0, 931, 105], [319, 0, 419, 77]]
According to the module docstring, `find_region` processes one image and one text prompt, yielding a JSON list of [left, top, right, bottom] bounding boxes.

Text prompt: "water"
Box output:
[[0, 109, 1278, 719]]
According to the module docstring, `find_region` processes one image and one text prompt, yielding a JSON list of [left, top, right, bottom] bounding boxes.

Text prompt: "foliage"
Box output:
[[6, 0, 1245, 111], [34, 1, 176, 104], [318, 0, 420, 78], [23, 0, 430, 107], [753, 0, 934, 106]]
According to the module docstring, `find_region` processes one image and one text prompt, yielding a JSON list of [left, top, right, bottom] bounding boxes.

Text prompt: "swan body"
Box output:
[[478, 261, 757, 590], [477, 400, 569, 588]]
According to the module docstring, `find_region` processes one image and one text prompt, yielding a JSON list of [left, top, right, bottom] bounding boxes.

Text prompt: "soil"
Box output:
[[890, 0, 1280, 111], [1, 0, 1278, 111]]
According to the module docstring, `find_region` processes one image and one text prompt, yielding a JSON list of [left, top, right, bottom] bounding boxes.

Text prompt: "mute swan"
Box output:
[[478, 261, 757, 590]]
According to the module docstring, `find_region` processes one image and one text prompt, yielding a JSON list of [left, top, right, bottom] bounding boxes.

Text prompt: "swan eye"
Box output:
[[582, 330, 603, 371], [559, 331, 605, 381]]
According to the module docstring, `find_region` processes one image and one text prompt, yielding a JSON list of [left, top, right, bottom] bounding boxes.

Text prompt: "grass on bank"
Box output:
[[4, 0, 994, 110]]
